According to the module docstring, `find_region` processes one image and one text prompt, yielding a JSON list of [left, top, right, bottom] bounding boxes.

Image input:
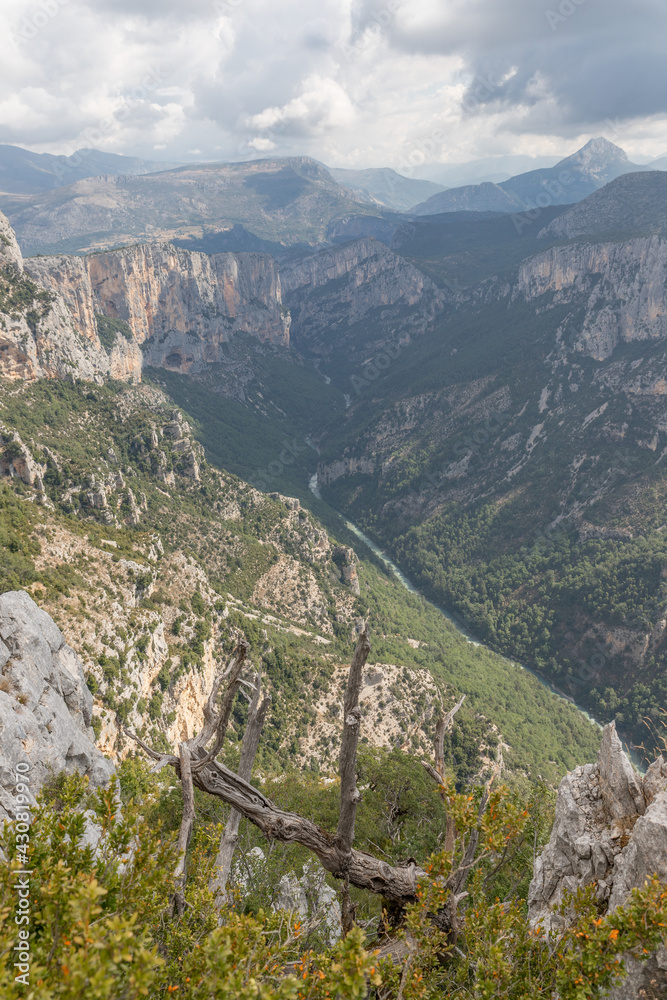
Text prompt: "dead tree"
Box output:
[[126, 627, 493, 938], [209, 670, 271, 912], [336, 626, 369, 932], [421, 693, 466, 852], [150, 640, 248, 916]]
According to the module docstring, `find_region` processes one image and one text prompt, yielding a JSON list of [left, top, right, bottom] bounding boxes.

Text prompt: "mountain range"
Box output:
[[410, 138, 658, 214], [0, 143, 181, 195], [1, 137, 665, 259], [0, 155, 394, 257]]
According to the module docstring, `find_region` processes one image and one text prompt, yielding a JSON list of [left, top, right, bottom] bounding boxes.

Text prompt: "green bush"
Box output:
[[96, 314, 133, 352]]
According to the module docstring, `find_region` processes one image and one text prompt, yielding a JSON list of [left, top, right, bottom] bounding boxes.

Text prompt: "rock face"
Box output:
[[529, 722, 667, 998], [0, 210, 290, 383], [0, 212, 23, 270], [332, 545, 360, 595], [281, 238, 445, 360], [0, 210, 118, 382], [26, 243, 290, 376], [0, 425, 46, 488], [515, 236, 667, 360], [0, 590, 114, 821]]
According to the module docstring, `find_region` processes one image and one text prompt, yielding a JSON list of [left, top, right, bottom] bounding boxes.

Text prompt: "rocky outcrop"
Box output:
[[0, 590, 114, 821], [529, 722, 667, 997], [516, 236, 667, 360], [281, 239, 445, 359], [0, 212, 23, 271], [0, 426, 45, 488], [317, 456, 376, 487], [332, 545, 360, 595]]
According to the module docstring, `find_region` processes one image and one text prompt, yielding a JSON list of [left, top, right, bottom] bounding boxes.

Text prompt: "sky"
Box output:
[[1, 0, 666, 171]]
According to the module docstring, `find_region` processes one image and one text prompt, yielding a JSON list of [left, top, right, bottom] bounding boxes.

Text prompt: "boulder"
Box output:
[[0, 591, 114, 822]]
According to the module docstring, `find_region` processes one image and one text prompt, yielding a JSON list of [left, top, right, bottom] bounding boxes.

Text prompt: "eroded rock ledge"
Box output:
[[529, 721, 667, 997]]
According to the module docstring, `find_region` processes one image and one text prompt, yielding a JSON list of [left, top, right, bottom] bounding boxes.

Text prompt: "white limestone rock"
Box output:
[[0, 211, 24, 271], [0, 590, 114, 822]]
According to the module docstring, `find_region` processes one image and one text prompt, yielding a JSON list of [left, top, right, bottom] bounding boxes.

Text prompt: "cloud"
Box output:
[[0, 0, 665, 167], [384, 0, 667, 133], [245, 76, 356, 138], [248, 136, 276, 151]]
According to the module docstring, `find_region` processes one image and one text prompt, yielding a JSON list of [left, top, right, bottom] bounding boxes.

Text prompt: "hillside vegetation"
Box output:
[[0, 376, 600, 781]]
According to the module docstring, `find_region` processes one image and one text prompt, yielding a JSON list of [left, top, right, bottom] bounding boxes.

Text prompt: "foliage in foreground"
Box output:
[[0, 774, 377, 1000], [1, 770, 666, 999]]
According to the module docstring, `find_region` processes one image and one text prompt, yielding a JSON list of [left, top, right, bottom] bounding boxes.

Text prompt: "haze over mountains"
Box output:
[[0, 143, 182, 195], [1, 137, 665, 258], [327, 167, 447, 212]]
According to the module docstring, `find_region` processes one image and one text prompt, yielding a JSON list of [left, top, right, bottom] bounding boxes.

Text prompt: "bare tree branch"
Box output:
[[209, 671, 271, 911], [434, 694, 466, 781], [433, 777, 496, 946], [336, 626, 370, 934], [181, 747, 424, 905], [336, 626, 370, 856], [172, 741, 195, 918], [127, 641, 249, 919], [191, 641, 248, 770], [423, 692, 466, 853], [124, 728, 174, 764], [341, 876, 357, 938], [127, 631, 493, 933], [420, 761, 442, 785]]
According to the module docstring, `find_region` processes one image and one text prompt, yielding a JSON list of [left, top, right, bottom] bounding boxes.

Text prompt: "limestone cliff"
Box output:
[[0, 210, 290, 383], [0, 210, 118, 382], [515, 236, 667, 360], [0, 590, 114, 821], [0, 212, 23, 271], [26, 243, 290, 376]]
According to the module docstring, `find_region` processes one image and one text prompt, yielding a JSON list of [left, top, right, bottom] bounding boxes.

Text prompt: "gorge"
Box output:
[[2, 146, 667, 997]]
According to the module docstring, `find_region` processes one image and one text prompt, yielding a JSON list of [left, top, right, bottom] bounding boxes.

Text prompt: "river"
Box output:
[[308, 472, 606, 734]]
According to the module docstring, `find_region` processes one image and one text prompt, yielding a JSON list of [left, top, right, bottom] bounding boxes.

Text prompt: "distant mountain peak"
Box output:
[[562, 136, 629, 167]]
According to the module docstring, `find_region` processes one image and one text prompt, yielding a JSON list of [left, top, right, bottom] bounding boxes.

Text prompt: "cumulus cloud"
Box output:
[[0, 0, 665, 167], [245, 76, 356, 137]]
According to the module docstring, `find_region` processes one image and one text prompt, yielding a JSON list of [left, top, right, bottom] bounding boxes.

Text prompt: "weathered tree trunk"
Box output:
[[142, 641, 248, 916], [336, 626, 370, 933], [184, 748, 424, 904], [422, 693, 465, 853], [209, 672, 271, 912], [172, 741, 195, 917]]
